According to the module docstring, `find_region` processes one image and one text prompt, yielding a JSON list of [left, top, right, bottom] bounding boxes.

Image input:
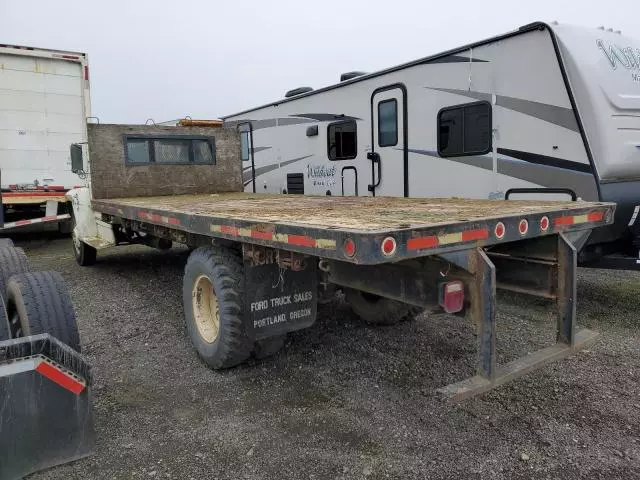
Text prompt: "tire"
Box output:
[[0, 247, 31, 302], [6, 271, 81, 352], [344, 288, 423, 326], [0, 296, 10, 341], [253, 335, 286, 360], [72, 230, 97, 266], [0, 238, 14, 248], [183, 246, 252, 369]]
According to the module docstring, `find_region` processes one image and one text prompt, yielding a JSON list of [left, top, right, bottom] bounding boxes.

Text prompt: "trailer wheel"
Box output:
[[0, 297, 10, 341], [183, 246, 252, 369], [253, 335, 286, 360], [0, 238, 14, 248], [6, 271, 81, 352], [0, 247, 31, 302], [344, 288, 423, 326], [72, 229, 97, 266]]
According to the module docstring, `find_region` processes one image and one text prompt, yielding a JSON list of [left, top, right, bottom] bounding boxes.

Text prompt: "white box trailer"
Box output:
[[0, 43, 91, 232]]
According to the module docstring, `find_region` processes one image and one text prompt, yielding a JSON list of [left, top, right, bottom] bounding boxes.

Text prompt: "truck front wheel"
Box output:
[[183, 246, 252, 369], [344, 288, 423, 326]]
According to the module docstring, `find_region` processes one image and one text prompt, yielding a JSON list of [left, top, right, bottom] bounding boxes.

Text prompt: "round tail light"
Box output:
[[518, 219, 529, 235], [494, 222, 506, 239], [343, 238, 356, 258], [381, 236, 397, 256], [540, 216, 550, 231]]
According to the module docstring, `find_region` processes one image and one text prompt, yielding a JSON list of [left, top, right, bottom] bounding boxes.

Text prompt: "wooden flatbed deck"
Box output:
[[93, 193, 612, 232]]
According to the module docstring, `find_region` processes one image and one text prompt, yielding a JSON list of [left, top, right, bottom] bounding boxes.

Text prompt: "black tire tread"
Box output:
[[0, 247, 31, 301], [0, 296, 10, 341], [184, 246, 252, 369], [7, 271, 81, 351], [0, 238, 14, 248], [345, 288, 423, 326]]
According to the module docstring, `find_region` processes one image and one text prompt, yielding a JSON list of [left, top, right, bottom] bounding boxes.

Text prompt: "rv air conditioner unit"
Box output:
[[340, 71, 367, 82], [285, 87, 313, 98]]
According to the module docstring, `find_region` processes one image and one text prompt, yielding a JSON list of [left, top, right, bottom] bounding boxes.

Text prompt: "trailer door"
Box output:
[[239, 123, 255, 192], [369, 85, 407, 197]]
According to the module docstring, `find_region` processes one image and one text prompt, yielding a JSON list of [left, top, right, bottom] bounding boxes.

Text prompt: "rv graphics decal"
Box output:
[[307, 163, 336, 188], [597, 39, 640, 82]]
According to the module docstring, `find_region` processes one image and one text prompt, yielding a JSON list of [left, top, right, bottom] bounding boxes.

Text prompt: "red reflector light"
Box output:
[[540, 216, 549, 231], [439, 280, 465, 314], [518, 219, 529, 235], [84, 65, 89, 81], [494, 222, 505, 239], [381, 236, 397, 256], [344, 238, 356, 258]]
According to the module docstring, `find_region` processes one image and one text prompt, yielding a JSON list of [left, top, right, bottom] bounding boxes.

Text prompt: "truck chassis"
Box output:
[[71, 190, 614, 401]]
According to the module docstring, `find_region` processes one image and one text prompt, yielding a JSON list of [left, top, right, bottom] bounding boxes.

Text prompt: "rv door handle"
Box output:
[[367, 152, 381, 193]]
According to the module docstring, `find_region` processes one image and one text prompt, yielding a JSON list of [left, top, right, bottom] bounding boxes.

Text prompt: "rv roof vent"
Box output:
[[597, 26, 605, 30], [607, 28, 614, 32], [285, 87, 313, 98], [615, 30, 622, 34], [340, 71, 368, 82]]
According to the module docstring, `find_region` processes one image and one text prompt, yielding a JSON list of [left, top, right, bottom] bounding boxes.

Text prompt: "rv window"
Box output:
[[240, 132, 250, 161], [438, 102, 491, 157], [124, 135, 216, 165], [378, 99, 398, 147], [328, 120, 357, 160]]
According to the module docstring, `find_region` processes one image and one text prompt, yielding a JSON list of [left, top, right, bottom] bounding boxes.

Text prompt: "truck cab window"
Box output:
[[328, 120, 357, 160], [438, 101, 491, 157]]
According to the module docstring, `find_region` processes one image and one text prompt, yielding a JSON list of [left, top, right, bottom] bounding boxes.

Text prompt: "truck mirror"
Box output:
[[70, 144, 83, 173]]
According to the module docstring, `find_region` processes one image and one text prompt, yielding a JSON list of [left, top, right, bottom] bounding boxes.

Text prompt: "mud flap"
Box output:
[[0, 334, 94, 480], [244, 257, 317, 340]]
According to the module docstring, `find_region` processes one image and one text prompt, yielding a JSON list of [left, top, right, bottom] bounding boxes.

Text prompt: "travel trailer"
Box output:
[[223, 21, 640, 269]]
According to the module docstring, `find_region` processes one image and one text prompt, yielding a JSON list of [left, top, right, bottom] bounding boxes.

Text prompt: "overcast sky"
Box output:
[[1, 0, 638, 123]]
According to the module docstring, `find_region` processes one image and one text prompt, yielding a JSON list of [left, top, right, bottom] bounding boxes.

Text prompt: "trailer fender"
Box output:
[[66, 187, 115, 249]]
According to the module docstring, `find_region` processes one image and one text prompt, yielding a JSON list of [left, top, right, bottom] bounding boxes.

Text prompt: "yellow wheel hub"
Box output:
[[192, 274, 220, 343]]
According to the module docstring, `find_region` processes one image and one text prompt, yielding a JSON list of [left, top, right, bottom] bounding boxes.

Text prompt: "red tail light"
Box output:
[[438, 280, 465, 314], [343, 238, 356, 258], [540, 216, 550, 231], [381, 236, 397, 256], [518, 219, 529, 235]]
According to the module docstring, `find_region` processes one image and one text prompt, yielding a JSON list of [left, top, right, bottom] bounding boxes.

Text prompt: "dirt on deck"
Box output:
[[93, 194, 612, 231]]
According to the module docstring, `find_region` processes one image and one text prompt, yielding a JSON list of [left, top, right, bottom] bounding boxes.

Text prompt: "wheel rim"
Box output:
[[192, 274, 220, 343]]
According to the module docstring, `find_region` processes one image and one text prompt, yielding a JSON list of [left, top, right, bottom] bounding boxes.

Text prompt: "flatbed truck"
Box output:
[[68, 123, 615, 401]]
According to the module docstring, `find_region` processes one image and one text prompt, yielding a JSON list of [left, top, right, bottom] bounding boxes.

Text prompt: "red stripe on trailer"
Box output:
[[554, 216, 574, 226], [2, 191, 67, 198], [42, 216, 57, 222], [461, 228, 489, 242], [168, 217, 180, 226], [287, 235, 316, 247], [35, 361, 85, 395], [15, 220, 31, 226], [220, 225, 239, 236], [251, 230, 273, 240], [137, 211, 150, 220], [587, 211, 605, 222], [407, 235, 439, 251], [150, 214, 162, 222], [61, 54, 80, 60]]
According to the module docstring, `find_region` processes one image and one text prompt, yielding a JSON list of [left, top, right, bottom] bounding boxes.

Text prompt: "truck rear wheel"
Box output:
[[344, 288, 423, 326], [183, 246, 252, 369], [0, 238, 14, 248], [72, 230, 97, 266], [0, 247, 31, 302], [6, 271, 81, 352]]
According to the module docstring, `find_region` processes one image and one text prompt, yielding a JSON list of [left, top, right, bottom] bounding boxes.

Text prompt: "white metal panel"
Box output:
[[0, 49, 87, 188]]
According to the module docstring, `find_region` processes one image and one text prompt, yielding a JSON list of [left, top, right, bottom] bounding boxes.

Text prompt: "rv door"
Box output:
[[369, 85, 407, 197]]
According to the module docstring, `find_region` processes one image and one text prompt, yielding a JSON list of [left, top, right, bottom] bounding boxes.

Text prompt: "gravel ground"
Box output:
[[13, 236, 640, 480]]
